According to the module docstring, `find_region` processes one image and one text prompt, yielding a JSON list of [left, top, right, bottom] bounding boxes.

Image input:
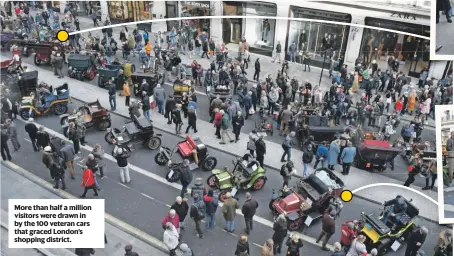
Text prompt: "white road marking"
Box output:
[[444, 186, 454, 193], [24, 138, 31, 143], [16, 119, 333, 249], [141, 193, 155, 200], [117, 182, 130, 189]]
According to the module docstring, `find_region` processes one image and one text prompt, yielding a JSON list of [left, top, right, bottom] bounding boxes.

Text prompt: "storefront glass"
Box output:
[[166, 1, 179, 31], [52, 1, 60, 10], [288, 7, 351, 68], [360, 17, 430, 78], [179, 1, 211, 38], [108, 1, 153, 24]]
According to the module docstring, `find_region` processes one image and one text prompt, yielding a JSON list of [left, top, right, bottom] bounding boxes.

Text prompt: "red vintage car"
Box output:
[[269, 168, 344, 231]]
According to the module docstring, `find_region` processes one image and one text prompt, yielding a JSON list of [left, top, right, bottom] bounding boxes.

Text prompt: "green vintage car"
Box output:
[[207, 154, 267, 202]]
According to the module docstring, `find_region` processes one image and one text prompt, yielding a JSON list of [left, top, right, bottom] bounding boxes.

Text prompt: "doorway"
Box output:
[[223, 2, 242, 44]]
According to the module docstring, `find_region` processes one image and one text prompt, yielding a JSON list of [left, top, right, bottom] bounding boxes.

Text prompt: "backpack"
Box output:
[[193, 203, 205, 220], [280, 165, 288, 177]]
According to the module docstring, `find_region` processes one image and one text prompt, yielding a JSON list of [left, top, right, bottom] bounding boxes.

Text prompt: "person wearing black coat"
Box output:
[[50, 154, 66, 190], [405, 226, 428, 256], [165, 96, 176, 124], [201, 40, 209, 59], [255, 136, 266, 168], [241, 192, 258, 234], [286, 234, 304, 256], [171, 196, 189, 230], [272, 215, 288, 254], [24, 118, 38, 151], [36, 127, 50, 150], [75, 248, 95, 256], [185, 108, 197, 134], [1, 128, 11, 161], [232, 112, 244, 142], [253, 58, 261, 81], [172, 105, 183, 134], [235, 235, 250, 256]]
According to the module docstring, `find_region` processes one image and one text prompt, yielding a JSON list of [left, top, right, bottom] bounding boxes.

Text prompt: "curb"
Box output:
[[1, 161, 170, 255]]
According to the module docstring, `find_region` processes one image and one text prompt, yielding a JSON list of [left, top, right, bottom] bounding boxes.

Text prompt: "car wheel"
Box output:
[[252, 177, 266, 190], [20, 109, 33, 120], [287, 218, 304, 231], [269, 198, 278, 211], [63, 127, 69, 138], [54, 103, 68, 115], [165, 169, 180, 183], [60, 116, 68, 126], [206, 174, 218, 188], [97, 120, 111, 131], [34, 55, 41, 66], [146, 136, 161, 150], [104, 132, 115, 144], [218, 189, 232, 203], [98, 77, 103, 87], [154, 152, 168, 166], [201, 156, 217, 172], [76, 72, 82, 81]]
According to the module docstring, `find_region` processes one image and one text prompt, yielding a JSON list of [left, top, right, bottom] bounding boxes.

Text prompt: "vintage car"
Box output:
[[104, 113, 162, 155], [68, 54, 97, 81], [60, 99, 111, 137], [269, 168, 344, 230], [354, 140, 401, 172], [359, 196, 420, 255], [155, 135, 218, 182], [19, 83, 70, 120], [297, 115, 345, 149]]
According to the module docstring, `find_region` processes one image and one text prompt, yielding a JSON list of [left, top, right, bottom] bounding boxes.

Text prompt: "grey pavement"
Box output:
[[9, 58, 441, 222], [444, 186, 454, 219], [0, 162, 168, 256], [1, 225, 46, 256], [435, 12, 454, 55]]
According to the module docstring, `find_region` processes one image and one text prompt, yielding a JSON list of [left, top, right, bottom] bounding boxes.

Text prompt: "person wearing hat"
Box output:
[[316, 210, 336, 251], [221, 192, 239, 233], [24, 118, 38, 151], [255, 133, 267, 168], [179, 243, 193, 256], [42, 146, 54, 176]]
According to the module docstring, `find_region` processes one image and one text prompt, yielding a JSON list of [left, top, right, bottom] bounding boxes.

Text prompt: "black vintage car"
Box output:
[[131, 71, 162, 96], [354, 140, 401, 172], [297, 115, 345, 148], [104, 113, 162, 155]]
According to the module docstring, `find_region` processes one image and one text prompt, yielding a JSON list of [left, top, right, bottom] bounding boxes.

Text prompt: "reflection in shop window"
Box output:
[[180, 1, 211, 39]]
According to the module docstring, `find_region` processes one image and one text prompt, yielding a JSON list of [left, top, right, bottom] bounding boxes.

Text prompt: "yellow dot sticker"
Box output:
[[340, 190, 353, 202], [56, 30, 69, 42]]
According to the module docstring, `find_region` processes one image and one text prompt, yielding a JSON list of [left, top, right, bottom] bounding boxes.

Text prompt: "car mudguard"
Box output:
[[247, 173, 267, 188], [211, 168, 225, 175], [59, 113, 70, 119]]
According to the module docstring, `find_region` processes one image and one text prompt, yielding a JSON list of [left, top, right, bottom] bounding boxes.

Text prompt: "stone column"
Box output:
[[100, 0, 109, 23], [210, 1, 223, 42], [59, 0, 66, 14], [151, 0, 167, 33]]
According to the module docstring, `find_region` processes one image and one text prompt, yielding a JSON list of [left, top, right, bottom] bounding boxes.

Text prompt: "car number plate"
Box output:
[[117, 136, 123, 141], [167, 170, 174, 179]]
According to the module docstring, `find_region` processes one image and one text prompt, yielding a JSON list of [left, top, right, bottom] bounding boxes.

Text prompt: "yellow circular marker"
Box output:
[[340, 190, 353, 202], [56, 30, 69, 42]]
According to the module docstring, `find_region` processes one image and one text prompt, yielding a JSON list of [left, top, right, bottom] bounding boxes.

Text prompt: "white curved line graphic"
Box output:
[[68, 15, 430, 40], [352, 183, 439, 206]]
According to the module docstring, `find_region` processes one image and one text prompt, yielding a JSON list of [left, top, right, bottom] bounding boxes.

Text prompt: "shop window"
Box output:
[[288, 7, 351, 68], [166, 1, 179, 31], [180, 1, 211, 38], [360, 17, 430, 77]]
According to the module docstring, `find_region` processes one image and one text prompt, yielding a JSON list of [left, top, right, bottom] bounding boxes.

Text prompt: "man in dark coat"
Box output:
[[50, 154, 66, 190], [36, 126, 50, 150], [405, 226, 428, 256], [124, 244, 139, 256], [316, 211, 336, 251], [165, 95, 176, 124], [1, 127, 11, 161], [24, 118, 38, 151], [232, 111, 244, 142], [253, 58, 261, 81], [171, 196, 189, 230], [255, 135, 266, 168], [241, 192, 259, 234], [437, 0, 452, 23]]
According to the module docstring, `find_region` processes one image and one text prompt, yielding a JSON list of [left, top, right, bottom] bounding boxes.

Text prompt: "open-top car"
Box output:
[[131, 71, 161, 97], [68, 54, 97, 81], [155, 135, 218, 182], [19, 83, 70, 120], [297, 115, 345, 148], [60, 99, 111, 137], [354, 140, 401, 172], [104, 113, 162, 154], [269, 168, 344, 230], [173, 79, 191, 103], [359, 196, 420, 255], [207, 154, 267, 202]]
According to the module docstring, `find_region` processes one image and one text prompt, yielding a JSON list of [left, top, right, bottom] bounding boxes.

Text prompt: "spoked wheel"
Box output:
[[20, 109, 34, 120], [252, 177, 266, 190], [63, 127, 69, 138], [60, 116, 68, 125], [97, 120, 111, 131], [218, 189, 232, 203], [165, 169, 181, 183], [287, 218, 304, 231], [104, 132, 115, 144], [54, 103, 68, 115], [34, 55, 41, 66], [269, 199, 278, 211], [154, 152, 168, 166], [89, 70, 96, 80], [201, 156, 217, 171], [206, 174, 218, 189], [146, 136, 161, 150]]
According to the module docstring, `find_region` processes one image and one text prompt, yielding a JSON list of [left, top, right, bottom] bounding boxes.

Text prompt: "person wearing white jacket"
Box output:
[[163, 222, 179, 256], [347, 235, 368, 256]]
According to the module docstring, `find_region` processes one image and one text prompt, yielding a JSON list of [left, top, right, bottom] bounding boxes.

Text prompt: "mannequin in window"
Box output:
[[322, 33, 328, 51], [298, 30, 307, 50], [262, 19, 270, 43]]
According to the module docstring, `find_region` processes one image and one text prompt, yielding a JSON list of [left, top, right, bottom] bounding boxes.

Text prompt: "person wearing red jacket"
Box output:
[[161, 209, 180, 232], [340, 220, 358, 252], [395, 98, 404, 115], [213, 108, 222, 139], [79, 168, 98, 198]]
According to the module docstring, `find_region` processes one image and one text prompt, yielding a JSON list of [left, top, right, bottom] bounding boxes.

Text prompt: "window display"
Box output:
[[180, 1, 211, 37], [288, 7, 351, 68], [52, 1, 60, 10], [241, 2, 277, 54], [360, 18, 430, 78]]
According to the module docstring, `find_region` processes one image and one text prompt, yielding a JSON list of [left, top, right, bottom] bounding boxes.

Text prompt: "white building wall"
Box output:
[[344, 17, 366, 67], [59, 0, 66, 14], [429, 61, 449, 80], [100, 0, 109, 23], [152, 0, 168, 33], [274, 4, 290, 57], [210, 1, 223, 42]]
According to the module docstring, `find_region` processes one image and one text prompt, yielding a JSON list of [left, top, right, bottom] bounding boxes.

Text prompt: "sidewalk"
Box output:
[[0, 162, 169, 256], [16, 58, 440, 221]]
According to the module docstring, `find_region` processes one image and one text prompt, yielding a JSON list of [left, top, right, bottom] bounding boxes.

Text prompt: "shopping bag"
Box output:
[[149, 95, 155, 110], [249, 108, 255, 115], [206, 85, 212, 92]]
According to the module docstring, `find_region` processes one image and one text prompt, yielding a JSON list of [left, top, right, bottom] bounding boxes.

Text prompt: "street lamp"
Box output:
[[319, 50, 327, 87]]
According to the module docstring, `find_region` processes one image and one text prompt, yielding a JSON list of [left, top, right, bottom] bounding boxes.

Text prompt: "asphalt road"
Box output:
[[5, 102, 446, 256], [436, 19, 454, 55], [7, 49, 437, 189]]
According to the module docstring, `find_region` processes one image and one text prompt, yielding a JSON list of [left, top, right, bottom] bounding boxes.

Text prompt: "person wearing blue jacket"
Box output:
[[314, 142, 329, 169], [187, 97, 197, 114], [340, 141, 356, 175], [401, 124, 414, 143], [327, 139, 340, 171], [243, 91, 253, 120]]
